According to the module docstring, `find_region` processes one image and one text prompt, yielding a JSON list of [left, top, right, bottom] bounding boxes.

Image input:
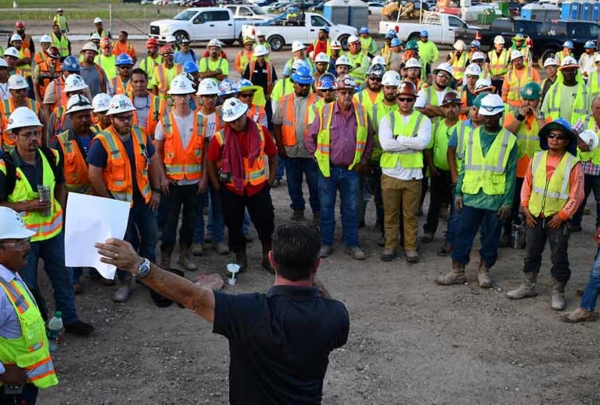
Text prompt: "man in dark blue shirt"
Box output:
[[95, 222, 350, 405]]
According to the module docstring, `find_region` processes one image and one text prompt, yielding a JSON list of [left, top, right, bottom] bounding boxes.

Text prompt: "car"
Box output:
[[185, 0, 216, 6], [367, 1, 384, 15], [266, 1, 290, 12]]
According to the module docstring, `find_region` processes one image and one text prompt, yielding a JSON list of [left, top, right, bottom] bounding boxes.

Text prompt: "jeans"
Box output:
[[161, 183, 202, 248], [523, 215, 571, 283], [503, 177, 524, 236], [358, 166, 384, 234], [571, 174, 600, 228], [581, 249, 600, 311], [20, 231, 78, 325], [285, 157, 320, 213], [0, 383, 38, 404], [445, 190, 461, 245], [318, 166, 360, 247], [452, 205, 503, 268], [199, 181, 225, 244], [276, 155, 286, 180], [121, 202, 158, 280], [424, 170, 452, 234]]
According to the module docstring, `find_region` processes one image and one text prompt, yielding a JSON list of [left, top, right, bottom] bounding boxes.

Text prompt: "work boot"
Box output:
[[113, 276, 134, 303], [506, 272, 538, 300], [377, 235, 385, 247], [261, 241, 275, 274], [435, 260, 466, 286], [291, 209, 305, 221], [477, 262, 493, 288], [551, 277, 566, 311], [346, 246, 366, 260], [380, 248, 395, 262], [213, 242, 229, 255], [499, 234, 512, 248], [421, 232, 434, 243], [235, 248, 248, 272], [312, 212, 320, 226], [319, 245, 333, 258], [204, 232, 213, 244], [561, 307, 598, 323], [191, 243, 204, 256], [405, 250, 420, 264], [437, 243, 453, 257], [178, 243, 198, 271], [160, 246, 173, 268]]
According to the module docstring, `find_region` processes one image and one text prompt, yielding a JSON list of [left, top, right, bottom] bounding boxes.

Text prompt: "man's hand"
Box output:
[[548, 214, 564, 230], [95, 238, 142, 274], [429, 166, 439, 178], [160, 177, 171, 196], [522, 207, 537, 228], [277, 146, 288, 159], [497, 205, 511, 220], [198, 181, 207, 195], [149, 192, 161, 212], [577, 134, 591, 152], [451, 171, 458, 186], [0, 365, 28, 385], [455, 196, 463, 212], [353, 162, 370, 175], [24, 199, 51, 213]]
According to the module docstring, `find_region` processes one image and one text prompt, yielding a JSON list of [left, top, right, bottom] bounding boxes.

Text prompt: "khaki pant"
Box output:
[[381, 174, 421, 251]]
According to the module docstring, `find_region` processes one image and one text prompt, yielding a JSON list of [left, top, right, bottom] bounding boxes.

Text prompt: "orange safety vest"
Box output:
[[161, 111, 205, 181], [279, 92, 318, 146], [131, 94, 165, 139], [112, 41, 135, 58], [247, 104, 266, 124], [51, 106, 68, 139], [154, 64, 183, 96], [505, 66, 534, 107], [37, 62, 62, 100], [248, 60, 273, 87], [0, 98, 40, 152], [92, 125, 152, 205], [34, 50, 45, 65], [110, 76, 133, 95], [51, 76, 69, 111], [56, 130, 93, 194]]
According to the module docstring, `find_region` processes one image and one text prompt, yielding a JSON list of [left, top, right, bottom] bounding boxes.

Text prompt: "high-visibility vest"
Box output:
[[51, 33, 69, 57], [314, 102, 368, 177], [16, 47, 31, 78], [312, 39, 332, 58], [153, 64, 183, 98], [544, 79, 589, 125], [91, 29, 111, 39], [92, 126, 152, 205], [248, 60, 272, 86], [199, 57, 226, 75], [56, 130, 93, 194], [270, 78, 293, 103], [578, 117, 600, 165], [431, 120, 457, 171], [247, 104, 266, 124], [461, 127, 516, 195], [360, 37, 376, 56], [51, 75, 69, 111], [488, 49, 510, 77], [37, 62, 61, 100], [0, 149, 63, 241], [235, 50, 252, 74], [589, 70, 600, 99], [453, 120, 474, 171], [51, 106, 68, 139], [353, 89, 382, 115], [53, 14, 68, 31], [555, 50, 573, 66], [110, 76, 133, 96], [380, 110, 426, 169], [112, 41, 135, 58], [0, 98, 40, 152], [95, 54, 116, 80], [0, 277, 58, 389], [450, 51, 469, 80], [368, 102, 398, 164], [529, 150, 579, 217], [510, 45, 532, 66], [161, 111, 205, 181], [345, 52, 369, 84], [510, 113, 542, 160], [140, 55, 162, 89], [505, 67, 534, 106], [34, 50, 45, 65], [213, 125, 267, 187], [131, 94, 165, 139], [279, 92, 318, 146]]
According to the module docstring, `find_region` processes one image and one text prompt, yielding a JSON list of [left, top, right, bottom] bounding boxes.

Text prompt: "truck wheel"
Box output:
[[222, 39, 235, 46], [173, 31, 189, 44], [268, 35, 284, 52], [539, 49, 557, 69], [338, 35, 350, 51]]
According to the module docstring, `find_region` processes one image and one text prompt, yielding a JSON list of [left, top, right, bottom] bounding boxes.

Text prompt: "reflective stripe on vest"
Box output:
[[545, 80, 589, 124], [248, 60, 272, 84], [506, 67, 533, 103], [57, 130, 93, 194], [488, 49, 509, 76], [451, 52, 468, 79], [162, 112, 204, 180], [280, 93, 317, 146], [515, 117, 541, 159], [529, 151, 578, 217], [380, 110, 425, 169]]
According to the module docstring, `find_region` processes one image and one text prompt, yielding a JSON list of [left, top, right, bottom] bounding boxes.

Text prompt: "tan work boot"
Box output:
[[507, 272, 538, 299], [435, 260, 466, 285], [160, 246, 173, 269], [477, 262, 493, 288], [113, 275, 134, 303], [191, 243, 204, 256], [178, 243, 198, 271], [561, 307, 598, 323], [551, 277, 566, 311]]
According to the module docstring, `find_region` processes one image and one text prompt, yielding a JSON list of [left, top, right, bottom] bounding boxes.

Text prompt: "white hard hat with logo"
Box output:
[[434, 62, 453, 76], [371, 55, 386, 67], [291, 41, 306, 52], [10, 34, 22, 43], [197, 78, 219, 96], [314, 52, 329, 63], [40, 34, 52, 44], [0, 207, 35, 240], [5, 107, 42, 132], [465, 63, 482, 76], [94, 17, 103, 24], [381, 70, 401, 86], [253, 44, 269, 57], [579, 129, 599, 152], [8, 74, 28, 90], [405, 58, 422, 69], [478, 94, 505, 116], [335, 55, 353, 67], [494, 35, 505, 45], [168, 75, 195, 95], [92, 93, 112, 113], [471, 51, 485, 61], [221, 98, 249, 123], [510, 50, 524, 62], [544, 57, 558, 68], [66, 94, 94, 115], [65, 74, 89, 92], [3, 47, 20, 59], [106, 94, 137, 116]]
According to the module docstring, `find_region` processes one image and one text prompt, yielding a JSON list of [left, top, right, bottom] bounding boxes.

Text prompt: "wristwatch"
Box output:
[[537, 112, 545, 120], [135, 258, 151, 278]]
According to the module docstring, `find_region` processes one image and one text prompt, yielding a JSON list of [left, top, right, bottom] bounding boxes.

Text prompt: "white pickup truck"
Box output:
[[241, 12, 357, 52], [149, 7, 258, 46], [379, 12, 478, 46], [223, 4, 276, 20]]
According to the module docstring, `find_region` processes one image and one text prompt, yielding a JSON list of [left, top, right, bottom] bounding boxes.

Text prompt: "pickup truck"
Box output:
[[149, 7, 258, 46], [454, 18, 541, 52], [241, 12, 357, 51], [378, 12, 478, 46], [223, 4, 276, 20]]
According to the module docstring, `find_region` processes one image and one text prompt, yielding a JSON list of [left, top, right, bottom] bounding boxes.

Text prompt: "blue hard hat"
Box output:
[[386, 29, 397, 39], [219, 78, 239, 96], [115, 53, 133, 66], [184, 60, 198, 73], [61, 56, 80, 73], [471, 40, 481, 48], [317, 72, 336, 90], [563, 40, 574, 49], [237, 78, 256, 91], [291, 65, 314, 85], [539, 118, 577, 156], [391, 38, 402, 47], [319, 26, 330, 34], [359, 26, 369, 35], [585, 40, 596, 49], [420, 30, 428, 37]]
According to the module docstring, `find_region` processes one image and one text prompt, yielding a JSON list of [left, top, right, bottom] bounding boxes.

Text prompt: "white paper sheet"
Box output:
[[64, 194, 130, 280]]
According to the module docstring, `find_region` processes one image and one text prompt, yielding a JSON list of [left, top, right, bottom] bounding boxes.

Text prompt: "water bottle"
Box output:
[[47, 311, 63, 352], [37, 185, 51, 217]]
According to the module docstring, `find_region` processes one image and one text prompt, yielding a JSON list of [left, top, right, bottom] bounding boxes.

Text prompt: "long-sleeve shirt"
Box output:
[[456, 128, 518, 211], [417, 40, 439, 65], [521, 153, 585, 221], [305, 102, 374, 166]]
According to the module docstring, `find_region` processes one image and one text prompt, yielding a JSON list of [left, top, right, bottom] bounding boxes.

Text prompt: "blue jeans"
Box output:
[[121, 202, 158, 280], [451, 205, 503, 268], [581, 248, 600, 311], [285, 157, 320, 213], [198, 181, 224, 243], [318, 166, 360, 247], [276, 155, 286, 180], [445, 190, 461, 245], [571, 174, 600, 228], [20, 231, 78, 325]]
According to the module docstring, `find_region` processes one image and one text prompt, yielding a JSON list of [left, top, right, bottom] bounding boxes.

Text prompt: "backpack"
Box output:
[[1, 147, 59, 196]]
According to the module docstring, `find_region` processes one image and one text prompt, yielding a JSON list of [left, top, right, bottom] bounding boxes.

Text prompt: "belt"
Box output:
[[331, 164, 350, 170]]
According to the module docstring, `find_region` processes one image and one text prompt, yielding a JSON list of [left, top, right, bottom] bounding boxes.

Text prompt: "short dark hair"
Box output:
[[120, 31, 128, 37], [272, 223, 320, 281], [131, 68, 148, 80]]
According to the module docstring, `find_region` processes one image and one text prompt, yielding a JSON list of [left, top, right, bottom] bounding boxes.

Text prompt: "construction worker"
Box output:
[[308, 27, 332, 59], [283, 41, 315, 78], [540, 57, 558, 101], [358, 26, 377, 58], [555, 40, 574, 66], [3, 47, 20, 75], [91, 17, 111, 40], [507, 118, 583, 312], [334, 55, 352, 77], [403, 58, 423, 91], [89, 33, 101, 49], [34, 34, 52, 65], [42, 55, 80, 117], [345, 36, 370, 85], [50, 24, 70, 61], [271, 59, 305, 106], [111, 53, 134, 96], [112, 31, 137, 65], [417, 30, 439, 68], [87, 95, 161, 302], [46, 74, 91, 145], [237, 79, 267, 127], [79, 42, 109, 98], [254, 29, 271, 61], [354, 63, 384, 113], [199, 39, 229, 84], [175, 38, 197, 66], [243, 44, 276, 123], [152, 45, 183, 100], [313, 52, 330, 85], [467, 40, 481, 61], [579, 41, 597, 79], [206, 98, 278, 272], [53, 7, 69, 33], [140, 38, 162, 91], [382, 30, 397, 67], [10, 34, 32, 82], [458, 63, 481, 119], [0, 206, 59, 404], [488, 35, 509, 95], [330, 40, 343, 66], [415, 62, 455, 120], [273, 65, 320, 222], [447, 40, 468, 86], [235, 37, 254, 76], [91, 93, 112, 133], [542, 56, 588, 126], [502, 50, 540, 111], [154, 76, 204, 271], [305, 74, 373, 261], [32, 46, 61, 104], [311, 72, 337, 119], [0, 106, 94, 335], [95, 37, 116, 81], [509, 33, 532, 66], [470, 52, 489, 78], [9, 21, 35, 57], [127, 68, 164, 141], [0, 59, 8, 102]]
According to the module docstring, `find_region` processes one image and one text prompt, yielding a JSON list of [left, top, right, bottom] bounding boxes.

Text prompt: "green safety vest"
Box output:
[[578, 117, 600, 165], [95, 54, 117, 80], [368, 102, 398, 164], [51, 33, 69, 57], [431, 121, 457, 171], [271, 78, 293, 103], [513, 114, 541, 160], [353, 89, 382, 116], [454, 121, 474, 171], [380, 110, 426, 169], [544, 79, 589, 125]]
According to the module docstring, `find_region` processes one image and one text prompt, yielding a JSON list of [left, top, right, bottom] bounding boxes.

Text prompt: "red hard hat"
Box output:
[[160, 45, 174, 54], [397, 81, 417, 97], [15, 21, 25, 29], [146, 38, 159, 48], [100, 37, 111, 48]]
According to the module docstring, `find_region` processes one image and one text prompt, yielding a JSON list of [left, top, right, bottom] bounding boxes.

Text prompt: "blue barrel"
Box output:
[[581, 2, 591, 20]]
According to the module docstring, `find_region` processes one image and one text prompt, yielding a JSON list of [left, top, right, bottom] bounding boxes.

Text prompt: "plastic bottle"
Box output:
[[47, 311, 63, 352]]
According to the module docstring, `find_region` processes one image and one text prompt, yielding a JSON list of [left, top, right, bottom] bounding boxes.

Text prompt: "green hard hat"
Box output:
[[521, 82, 541, 100], [406, 40, 419, 51], [473, 92, 490, 108]]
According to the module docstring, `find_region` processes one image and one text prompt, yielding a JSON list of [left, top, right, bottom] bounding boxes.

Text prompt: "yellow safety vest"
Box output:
[[461, 127, 516, 195], [506, 67, 534, 104], [51, 33, 69, 57], [590, 70, 600, 99], [450, 51, 469, 80], [511, 115, 542, 160], [380, 110, 426, 169], [95, 54, 117, 80], [312, 39, 332, 58], [314, 102, 368, 177], [487, 49, 510, 77], [431, 121, 457, 171], [529, 151, 579, 217], [544, 79, 589, 125], [360, 37, 376, 56], [579, 117, 600, 165], [353, 89, 382, 116], [270, 78, 293, 103], [454, 120, 474, 171], [140, 55, 162, 90], [368, 102, 398, 164]]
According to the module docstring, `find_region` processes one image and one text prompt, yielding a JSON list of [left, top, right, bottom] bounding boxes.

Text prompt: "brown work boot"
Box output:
[[551, 277, 566, 311], [506, 272, 538, 300], [477, 262, 493, 288], [160, 246, 173, 269], [435, 260, 466, 285], [291, 209, 305, 221], [178, 243, 198, 271], [561, 307, 598, 323]]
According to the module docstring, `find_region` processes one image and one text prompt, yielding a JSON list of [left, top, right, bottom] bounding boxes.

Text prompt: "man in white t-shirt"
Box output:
[[415, 62, 455, 120], [155, 75, 207, 271]]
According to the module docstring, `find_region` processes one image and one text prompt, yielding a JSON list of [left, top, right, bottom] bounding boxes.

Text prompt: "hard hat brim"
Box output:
[[222, 103, 249, 123]]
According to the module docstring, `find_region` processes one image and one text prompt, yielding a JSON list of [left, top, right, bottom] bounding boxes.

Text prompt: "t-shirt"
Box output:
[[155, 111, 198, 186], [80, 64, 108, 98], [213, 285, 349, 405], [415, 87, 449, 108], [198, 111, 217, 140], [133, 96, 151, 130], [174, 50, 197, 66]]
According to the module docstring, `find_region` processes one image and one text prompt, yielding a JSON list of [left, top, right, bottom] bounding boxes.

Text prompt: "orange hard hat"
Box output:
[[146, 38, 159, 48]]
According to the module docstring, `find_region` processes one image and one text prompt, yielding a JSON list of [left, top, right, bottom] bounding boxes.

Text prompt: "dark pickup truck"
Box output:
[[455, 18, 600, 67]]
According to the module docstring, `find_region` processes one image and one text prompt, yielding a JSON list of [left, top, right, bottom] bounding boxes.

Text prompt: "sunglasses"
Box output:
[[114, 114, 133, 122], [369, 76, 382, 82], [547, 132, 567, 140], [239, 93, 254, 99], [296, 83, 311, 88], [437, 73, 451, 79], [466, 74, 478, 79], [397, 97, 415, 102], [321, 89, 335, 92], [118, 65, 132, 69]]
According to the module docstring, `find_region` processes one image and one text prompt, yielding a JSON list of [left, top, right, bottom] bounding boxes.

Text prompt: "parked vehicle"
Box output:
[[223, 4, 275, 19], [454, 18, 541, 51], [184, 0, 216, 6], [367, 1, 384, 15]]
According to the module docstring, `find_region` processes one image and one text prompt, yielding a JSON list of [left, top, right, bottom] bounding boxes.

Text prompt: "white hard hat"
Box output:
[[453, 39, 465, 51], [40, 34, 52, 44], [335, 55, 353, 67], [471, 51, 485, 61], [0, 207, 35, 240], [8, 74, 28, 90], [92, 93, 112, 113], [381, 70, 401, 86], [221, 98, 248, 123], [493, 35, 505, 45], [65, 74, 89, 92], [94, 17, 103, 24], [291, 59, 307, 70], [510, 50, 524, 62], [291, 41, 306, 52], [166, 35, 177, 43], [560, 56, 578, 69], [90, 33, 102, 41], [207, 38, 221, 48], [544, 57, 558, 68], [81, 42, 98, 53], [314, 52, 329, 63], [66, 94, 94, 115], [371, 55, 386, 67], [348, 35, 359, 44], [579, 129, 599, 152], [405, 58, 422, 69], [106, 94, 137, 116], [475, 77, 493, 92], [3, 47, 20, 59], [330, 39, 342, 49], [10, 34, 22, 43], [465, 63, 482, 76], [5, 107, 42, 132], [478, 94, 505, 116], [0, 59, 7, 68], [168, 75, 195, 95], [434, 62, 453, 76], [253, 44, 269, 57], [197, 78, 219, 96]]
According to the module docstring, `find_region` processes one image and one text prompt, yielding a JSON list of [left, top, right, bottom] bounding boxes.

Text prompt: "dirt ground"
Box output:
[[17, 14, 600, 405]]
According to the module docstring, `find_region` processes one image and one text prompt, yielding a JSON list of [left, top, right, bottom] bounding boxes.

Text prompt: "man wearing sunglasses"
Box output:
[[415, 63, 454, 120], [110, 53, 134, 96], [509, 118, 584, 311]]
